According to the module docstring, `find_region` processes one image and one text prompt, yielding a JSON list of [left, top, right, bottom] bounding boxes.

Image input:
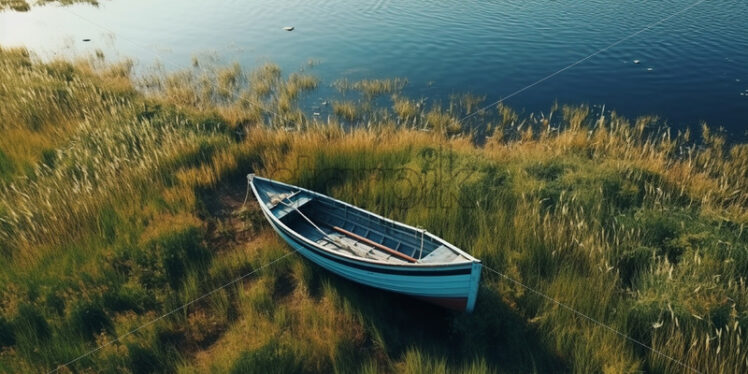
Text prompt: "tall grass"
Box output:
[[0, 0, 98, 12], [0, 46, 746, 373]]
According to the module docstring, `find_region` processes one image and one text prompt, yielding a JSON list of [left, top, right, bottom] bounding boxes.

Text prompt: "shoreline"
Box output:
[[0, 46, 746, 373]]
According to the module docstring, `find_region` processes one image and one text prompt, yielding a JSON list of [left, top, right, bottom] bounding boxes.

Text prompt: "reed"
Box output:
[[0, 47, 746, 373], [332, 100, 358, 122], [0, 0, 28, 12], [0, 0, 98, 12], [391, 95, 420, 122], [354, 78, 408, 100]]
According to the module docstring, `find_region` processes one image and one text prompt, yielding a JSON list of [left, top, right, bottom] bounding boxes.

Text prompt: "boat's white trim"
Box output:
[[250, 175, 480, 268]]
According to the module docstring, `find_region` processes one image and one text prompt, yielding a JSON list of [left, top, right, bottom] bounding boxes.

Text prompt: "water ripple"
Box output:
[[0, 0, 745, 136]]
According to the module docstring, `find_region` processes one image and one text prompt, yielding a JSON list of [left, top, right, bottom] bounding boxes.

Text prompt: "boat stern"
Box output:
[[465, 261, 482, 313], [416, 261, 482, 313]]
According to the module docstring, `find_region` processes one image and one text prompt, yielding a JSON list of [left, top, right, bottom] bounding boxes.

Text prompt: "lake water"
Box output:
[[1, 0, 746, 139]]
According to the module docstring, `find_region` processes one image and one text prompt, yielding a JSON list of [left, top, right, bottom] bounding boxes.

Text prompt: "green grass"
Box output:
[[0, 46, 746, 373]]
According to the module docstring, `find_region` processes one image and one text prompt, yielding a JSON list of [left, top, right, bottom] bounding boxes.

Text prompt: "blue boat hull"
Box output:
[[262, 203, 482, 312], [250, 175, 482, 312]]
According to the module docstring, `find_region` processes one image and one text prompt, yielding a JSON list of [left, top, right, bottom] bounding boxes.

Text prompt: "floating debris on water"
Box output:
[[313, 112, 321, 116], [647, 67, 653, 71], [633, 59, 640, 64], [82, 39, 91, 42], [283, 26, 295, 31]]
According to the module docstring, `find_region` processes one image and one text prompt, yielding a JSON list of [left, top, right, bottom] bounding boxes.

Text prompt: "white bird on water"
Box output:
[[283, 26, 295, 31]]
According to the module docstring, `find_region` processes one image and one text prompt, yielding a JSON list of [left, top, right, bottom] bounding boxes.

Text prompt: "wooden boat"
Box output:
[[248, 174, 482, 312]]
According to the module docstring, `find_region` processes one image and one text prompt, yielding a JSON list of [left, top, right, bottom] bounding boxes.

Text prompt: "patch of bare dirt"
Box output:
[[200, 180, 267, 252]]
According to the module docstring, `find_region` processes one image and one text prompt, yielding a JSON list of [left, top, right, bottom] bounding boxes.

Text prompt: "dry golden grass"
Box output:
[[1, 47, 746, 373], [392, 95, 420, 121], [332, 100, 358, 121], [0, 0, 98, 12]]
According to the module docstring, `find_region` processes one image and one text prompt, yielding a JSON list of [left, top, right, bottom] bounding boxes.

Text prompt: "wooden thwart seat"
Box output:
[[271, 194, 312, 219], [330, 226, 417, 263]]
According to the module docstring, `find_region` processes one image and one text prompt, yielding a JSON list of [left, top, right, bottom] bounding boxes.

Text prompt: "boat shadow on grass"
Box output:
[[309, 265, 568, 373], [198, 178, 566, 372]]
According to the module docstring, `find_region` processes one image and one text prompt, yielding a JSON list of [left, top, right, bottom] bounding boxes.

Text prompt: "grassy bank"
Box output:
[[0, 46, 746, 373]]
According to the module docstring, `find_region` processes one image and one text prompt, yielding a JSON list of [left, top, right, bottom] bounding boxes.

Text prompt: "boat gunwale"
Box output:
[[267, 217, 474, 276], [250, 175, 481, 268]]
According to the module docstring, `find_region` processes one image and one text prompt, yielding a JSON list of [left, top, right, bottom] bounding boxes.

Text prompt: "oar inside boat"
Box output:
[[274, 194, 415, 263], [329, 225, 418, 263]]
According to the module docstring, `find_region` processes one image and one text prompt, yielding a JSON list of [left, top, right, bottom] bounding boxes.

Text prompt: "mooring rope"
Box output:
[[459, 0, 708, 125], [276, 194, 375, 259], [277, 197, 325, 237], [52, 2, 711, 371], [48, 250, 296, 374], [241, 177, 252, 208], [481, 264, 702, 374]]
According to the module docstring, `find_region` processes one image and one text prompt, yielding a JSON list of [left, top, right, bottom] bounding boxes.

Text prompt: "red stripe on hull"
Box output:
[[416, 296, 468, 311]]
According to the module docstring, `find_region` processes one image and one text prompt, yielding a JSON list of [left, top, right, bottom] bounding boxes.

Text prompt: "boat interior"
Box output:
[[254, 178, 470, 265]]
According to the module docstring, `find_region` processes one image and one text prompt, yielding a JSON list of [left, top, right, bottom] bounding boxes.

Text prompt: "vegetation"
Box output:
[[334, 78, 408, 100], [0, 0, 98, 12], [0, 46, 746, 373]]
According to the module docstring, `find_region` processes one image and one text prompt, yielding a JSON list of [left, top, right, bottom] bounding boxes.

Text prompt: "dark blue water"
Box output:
[[1, 0, 746, 138]]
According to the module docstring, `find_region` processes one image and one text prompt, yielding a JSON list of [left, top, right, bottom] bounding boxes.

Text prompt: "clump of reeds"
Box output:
[[1, 0, 30, 11], [0, 0, 99, 12], [354, 78, 407, 99], [333, 77, 407, 100], [449, 93, 485, 115], [332, 100, 358, 121], [391, 95, 420, 122], [424, 107, 462, 134]]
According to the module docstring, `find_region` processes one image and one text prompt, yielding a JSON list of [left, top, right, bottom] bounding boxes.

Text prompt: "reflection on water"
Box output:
[[1, 0, 746, 138]]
